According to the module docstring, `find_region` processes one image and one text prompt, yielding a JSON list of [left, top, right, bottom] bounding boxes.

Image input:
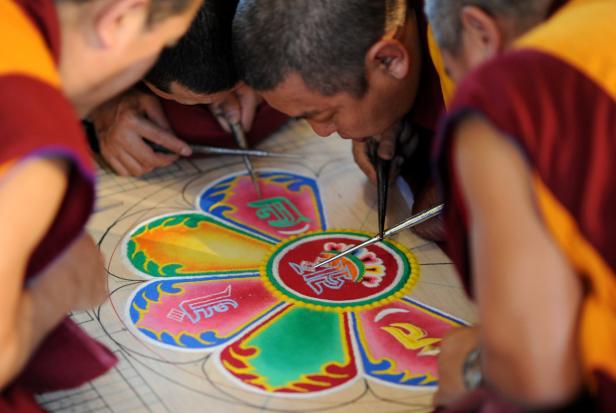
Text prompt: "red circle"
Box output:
[[274, 235, 401, 302]]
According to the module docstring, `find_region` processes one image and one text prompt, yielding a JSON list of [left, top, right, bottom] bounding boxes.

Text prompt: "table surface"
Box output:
[[37, 120, 475, 413]]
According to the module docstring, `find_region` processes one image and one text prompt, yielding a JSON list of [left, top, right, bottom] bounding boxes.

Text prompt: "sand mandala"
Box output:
[[123, 170, 464, 397]]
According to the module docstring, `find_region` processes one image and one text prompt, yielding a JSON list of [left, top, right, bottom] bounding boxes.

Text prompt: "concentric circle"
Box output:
[[260, 231, 419, 311]]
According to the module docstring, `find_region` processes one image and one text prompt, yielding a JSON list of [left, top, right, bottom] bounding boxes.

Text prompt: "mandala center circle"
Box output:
[[262, 231, 418, 310], [320, 253, 364, 282]]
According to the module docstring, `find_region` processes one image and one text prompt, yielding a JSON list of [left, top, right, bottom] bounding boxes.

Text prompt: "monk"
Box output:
[[0, 0, 200, 410], [425, 0, 616, 410], [232, 0, 454, 240], [90, 0, 288, 177]]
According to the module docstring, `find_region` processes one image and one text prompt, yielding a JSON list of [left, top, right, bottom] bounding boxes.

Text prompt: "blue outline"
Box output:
[[198, 171, 327, 243], [129, 274, 286, 350], [351, 300, 466, 387], [351, 313, 436, 387], [401, 297, 469, 326]]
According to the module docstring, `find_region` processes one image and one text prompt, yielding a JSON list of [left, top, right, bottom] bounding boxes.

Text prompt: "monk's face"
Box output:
[[59, 0, 203, 114], [260, 14, 423, 141], [262, 72, 417, 140]]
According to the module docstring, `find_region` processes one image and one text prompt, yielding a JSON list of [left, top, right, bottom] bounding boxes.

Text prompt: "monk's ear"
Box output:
[[460, 6, 502, 57], [92, 0, 150, 49], [365, 38, 410, 80]]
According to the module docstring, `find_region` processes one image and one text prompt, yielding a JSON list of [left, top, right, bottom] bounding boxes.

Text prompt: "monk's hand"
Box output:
[[92, 88, 192, 177], [61, 234, 109, 311], [210, 83, 262, 133], [352, 121, 401, 184], [434, 326, 481, 408], [352, 138, 378, 184], [31, 233, 108, 312]]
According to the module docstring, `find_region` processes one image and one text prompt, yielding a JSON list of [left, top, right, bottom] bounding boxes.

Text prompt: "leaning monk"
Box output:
[[425, 0, 616, 411], [232, 0, 455, 240], [90, 0, 288, 177], [0, 0, 200, 410]]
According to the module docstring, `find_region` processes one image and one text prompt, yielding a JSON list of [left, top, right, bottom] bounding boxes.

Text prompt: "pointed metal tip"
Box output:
[[250, 174, 262, 198], [314, 237, 379, 270], [313, 259, 333, 269], [313, 254, 341, 269]]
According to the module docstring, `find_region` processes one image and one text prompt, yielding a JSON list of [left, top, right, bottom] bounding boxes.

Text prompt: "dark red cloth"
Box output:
[[410, 0, 446, 133], [0, 76, 96, 278], [17, 321, 116, 394], [596, 371, 616, 413], [434, 389, 522, 413], [435, 49, 616, 295], [0, 387, 43, 413], [434, 50, 616, 412], [399, 1, 447, 203], [434, 388, 596, 413], [1, 0, 116, 410], [160, 98, 289, 148]]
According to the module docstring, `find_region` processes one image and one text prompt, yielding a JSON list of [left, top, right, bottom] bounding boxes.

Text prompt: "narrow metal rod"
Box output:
[[149, 142, 297, 158], [191, 146, 299, 158], [383, 204, 444, 238], [314, 204, 444, 269], [231, 123, 261, 197]]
